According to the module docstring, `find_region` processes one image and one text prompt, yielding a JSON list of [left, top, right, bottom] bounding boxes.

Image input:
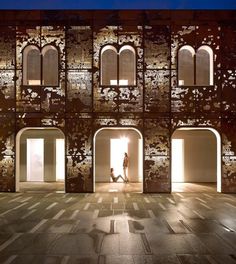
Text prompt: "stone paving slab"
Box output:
[[0, 192, 235, 264]]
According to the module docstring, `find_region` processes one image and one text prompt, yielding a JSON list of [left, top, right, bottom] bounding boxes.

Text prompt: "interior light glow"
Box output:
[[27, 138, 44, 181], [176, 127, 221, 192], [119, 79, 128, 85], [110, 80, 128, 85], [56, 139, 65, 181], [179, 80, 184, 86], [120, 137, 129, 143], [171, 139, 184, 182], [110, 138, 128, 179], [28, 80, 41, 85], [138, 139, 143, 182], [110, 80, 118, 85]]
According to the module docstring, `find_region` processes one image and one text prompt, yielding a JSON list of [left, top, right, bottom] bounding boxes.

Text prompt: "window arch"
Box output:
[[42, 45, 59, 86], [101, 45, 117, 86], [23, 44, 59, 86], [100, 44, 136, 86], [119, 45, 136, 86], [178, 45, 195, 86], [196, 46, 213, 86], [23, 45, 41, 85], [178, 45, 214, 86]]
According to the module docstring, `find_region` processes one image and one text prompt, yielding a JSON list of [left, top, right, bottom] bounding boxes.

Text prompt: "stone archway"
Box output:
[[171, 127, 221, 192], [93, 127, 143, 193], [16, 127, 65, 192]]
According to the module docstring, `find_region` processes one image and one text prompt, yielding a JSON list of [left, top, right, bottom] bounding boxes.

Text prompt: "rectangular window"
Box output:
[[110, 138, 128, 178], [56, 139, 65, 181], [27, 138, 44, 181], [171, 139, 184, 182]]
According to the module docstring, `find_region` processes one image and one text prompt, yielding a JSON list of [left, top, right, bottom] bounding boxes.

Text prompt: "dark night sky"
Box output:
[[0, 0, 236, 9]]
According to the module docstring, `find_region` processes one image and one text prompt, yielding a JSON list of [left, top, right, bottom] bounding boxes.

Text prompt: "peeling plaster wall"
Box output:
[[0, 11, 235, 192]]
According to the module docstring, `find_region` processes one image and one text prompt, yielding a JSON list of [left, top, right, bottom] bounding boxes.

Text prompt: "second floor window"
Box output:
[[100, 45, 136, 86], [23, 44, 59, 86], [178, 45, 213, 86]]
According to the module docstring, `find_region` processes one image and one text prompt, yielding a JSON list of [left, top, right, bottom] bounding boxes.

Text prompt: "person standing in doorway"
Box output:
[[123, 152, 129, 183]]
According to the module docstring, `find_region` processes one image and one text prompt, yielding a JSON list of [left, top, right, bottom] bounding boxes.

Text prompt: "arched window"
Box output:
[[101, 45, 117, 86], [196, 46, 213, 86], [119, 45, 136, 86], [23, 45, 41, 85], [178, 45, 195, 86], [23, 44, 59, 86], [100, 44, 136, 86], [42, 45, 59, 86], [178, 45, 214, 86]]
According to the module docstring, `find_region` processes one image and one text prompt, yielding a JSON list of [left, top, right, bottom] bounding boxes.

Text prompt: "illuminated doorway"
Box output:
[[171, 128, 221, 192], [16, 127, 65, 192], [110, 138, 128, 178], [94, 128, 143, 192]]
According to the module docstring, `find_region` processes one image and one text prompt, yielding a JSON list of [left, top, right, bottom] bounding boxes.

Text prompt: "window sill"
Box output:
[[22, 84, 60, 88], [100, 85, 137, 88], [178, 85, 214, 87]]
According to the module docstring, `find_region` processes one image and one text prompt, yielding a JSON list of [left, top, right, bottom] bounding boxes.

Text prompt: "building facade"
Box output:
[[0, 10, 236, 193]]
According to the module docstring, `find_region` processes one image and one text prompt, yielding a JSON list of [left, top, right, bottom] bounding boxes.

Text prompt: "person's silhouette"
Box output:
[[110, 168, 125, 182], [123, 152, 129, 183]]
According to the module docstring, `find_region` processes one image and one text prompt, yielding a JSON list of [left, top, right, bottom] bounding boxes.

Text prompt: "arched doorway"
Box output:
[[94, 127, 143, 193], [16, 127, 65, 192], [171, 127, 221, 192]]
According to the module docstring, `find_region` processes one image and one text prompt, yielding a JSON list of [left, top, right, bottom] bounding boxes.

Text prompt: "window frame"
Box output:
[[99, 43, 137, 87], [22, 44, 60, 87], [177, 44, 214, 87]]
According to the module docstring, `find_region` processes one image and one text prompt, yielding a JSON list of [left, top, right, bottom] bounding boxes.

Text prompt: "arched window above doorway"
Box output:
[[196, 46, 214, 86], [42, 45, 59, 86], [178, 45, 195, 86], [23, 45, 41, 86], [100, 44, 136, 86], [23, 44, 59, 86], [119, 45, 136, 86], [178, 45, 214, 86], [101, 45, 117, 86]]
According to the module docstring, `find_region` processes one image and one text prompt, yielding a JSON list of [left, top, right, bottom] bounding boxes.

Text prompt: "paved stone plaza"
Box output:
[[0, 191, 236, 264]]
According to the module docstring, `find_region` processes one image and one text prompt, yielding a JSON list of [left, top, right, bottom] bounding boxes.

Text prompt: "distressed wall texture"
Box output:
[[0, 11, 236, 193]]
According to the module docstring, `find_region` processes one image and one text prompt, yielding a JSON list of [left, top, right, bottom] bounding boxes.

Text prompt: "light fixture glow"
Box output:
[[120, 137, 129, 143]]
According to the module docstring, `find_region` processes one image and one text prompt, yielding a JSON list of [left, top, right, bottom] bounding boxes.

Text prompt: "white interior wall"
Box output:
[[27, 138, 44, 181], [20, 129, 64, 182], [172, 130, 217, 183], [95, 129, 142, 182]]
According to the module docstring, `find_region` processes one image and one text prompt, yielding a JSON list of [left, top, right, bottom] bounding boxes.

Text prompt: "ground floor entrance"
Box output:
[[16, 127, 65, 193], [15, 126, 221, 193], [171, 128, 221, 193], [94, 127, 143, 193]]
